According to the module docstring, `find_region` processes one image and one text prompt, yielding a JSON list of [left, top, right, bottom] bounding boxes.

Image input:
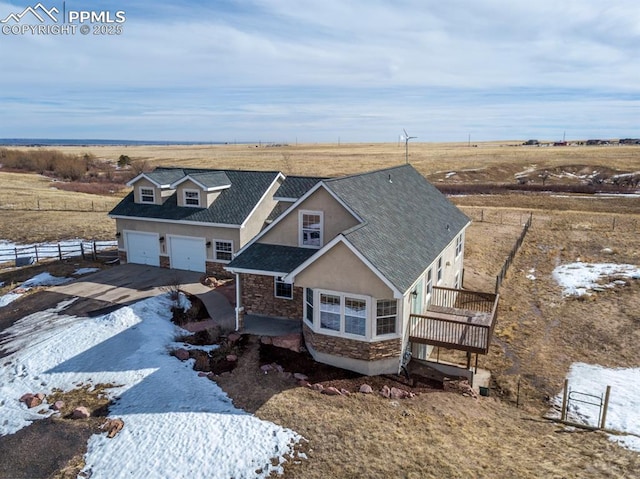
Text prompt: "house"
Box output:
[[226, 164, 499, 376], [109, 167, 284, 276]]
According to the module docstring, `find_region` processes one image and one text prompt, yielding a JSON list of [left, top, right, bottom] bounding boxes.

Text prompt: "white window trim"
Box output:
[[375, 299, 398, 337], [304, 287, 314, 327], [425, 268, 433, 303], [436, 256, 443, 284], [306, 289, 401, 341], [455, 234, 463, 259], [274, 277, 293, 300], [298, 209, 323, 249], [139, 186, 155, 204], [183, 188, 201, 208], [213, 239, 233, 263]]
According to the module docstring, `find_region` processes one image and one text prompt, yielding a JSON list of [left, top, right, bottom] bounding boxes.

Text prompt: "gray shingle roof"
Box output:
[[144, 169, 186, 187], [184, 171, 231, 189], [227, 243, 317, 274], [323, 164, 470, 293], [110, 168, 280, 225], [274, 176, 327, 200]]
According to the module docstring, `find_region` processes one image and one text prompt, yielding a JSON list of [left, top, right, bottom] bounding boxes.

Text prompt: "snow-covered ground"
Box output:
[[552, 262, 640, 296], [0, 272, 73, 307], [556, 363, 640, 452], [0, 294, 302, 478]]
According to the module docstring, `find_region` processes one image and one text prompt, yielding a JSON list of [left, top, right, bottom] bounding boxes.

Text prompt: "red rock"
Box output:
[[311, 383, 324, 392], [52, 401, 65, 411], [102, 418, 124, 438], [35, 393, 45, 401], [293, 373, 308, 381], [271, 333, 302, 353], [25, 396, 42, 408], [260, 336, 273, 345], [322, 387, 342, 396], [227, 333, 241, 344], [390, 387, 409, 399], [198, 372, 208, 377], [174, 348, 190, 361], [72, 406, 91, 419], [359, 384, 373, 394], [380, 385, 391, 398], [298, 380, 310, 387], [19, 393, 34, 403], [340, 388, 351, 396], [226, 354, 238, 362]]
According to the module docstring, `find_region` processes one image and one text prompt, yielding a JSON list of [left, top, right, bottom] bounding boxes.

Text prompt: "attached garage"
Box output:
[[125, 231, 160, 266], [168, 236, 206, 273]]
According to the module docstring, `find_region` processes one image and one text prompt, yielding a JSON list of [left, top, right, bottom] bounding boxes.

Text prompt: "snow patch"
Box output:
[[555, 363, 640, 452], [73, 267, 100, 276], [0, 294, 302, 478], [552, 262, 640, 296]]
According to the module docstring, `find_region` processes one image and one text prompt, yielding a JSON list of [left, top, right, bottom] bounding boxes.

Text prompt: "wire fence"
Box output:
[[0, 240, 118, 268], [0, 197, 119, 212], [460, 206, 639, 232], [494, 214, 533, 293]]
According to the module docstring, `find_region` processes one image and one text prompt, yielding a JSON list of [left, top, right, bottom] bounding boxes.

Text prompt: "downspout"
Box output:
[[235, 273, 242, 331]]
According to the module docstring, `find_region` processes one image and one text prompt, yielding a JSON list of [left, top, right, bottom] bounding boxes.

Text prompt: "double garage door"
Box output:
[[125, 232, 206, 273]]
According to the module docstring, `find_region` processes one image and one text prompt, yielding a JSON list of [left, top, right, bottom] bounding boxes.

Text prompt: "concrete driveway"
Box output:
[[1, 264, 235, 339]]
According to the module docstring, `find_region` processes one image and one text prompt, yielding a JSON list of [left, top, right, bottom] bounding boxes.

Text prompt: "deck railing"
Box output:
[[409, 287, 499, 354]]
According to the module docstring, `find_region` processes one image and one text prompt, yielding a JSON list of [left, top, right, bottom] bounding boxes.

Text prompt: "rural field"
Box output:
[[1, 141, 639, 478]]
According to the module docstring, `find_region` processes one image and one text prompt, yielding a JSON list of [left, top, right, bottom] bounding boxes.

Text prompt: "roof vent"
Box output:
[[446, 224, 450, 231], [388, 174, 392, 184]]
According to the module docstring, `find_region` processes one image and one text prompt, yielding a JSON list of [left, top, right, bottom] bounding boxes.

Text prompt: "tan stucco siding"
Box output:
[[175, 179, 204, 208], [115, 218, 240, 260], [240, 177, 283, 245], [294, 242, 394, 299], [259, 186, 359, 247], [131, 178, 160, 205]]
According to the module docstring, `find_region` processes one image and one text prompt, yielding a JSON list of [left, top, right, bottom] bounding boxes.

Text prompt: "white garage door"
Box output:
[[125, 231, 160, 266], [169, 236, 206, 272]]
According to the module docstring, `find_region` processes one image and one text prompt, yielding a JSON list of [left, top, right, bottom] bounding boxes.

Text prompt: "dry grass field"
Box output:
[[1, 142, 639, 477]]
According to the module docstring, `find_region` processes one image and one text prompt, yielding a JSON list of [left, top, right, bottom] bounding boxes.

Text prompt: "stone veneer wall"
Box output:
[[241, 273, 303, 320], [303, 323, 401, 361], [206, 261, 233, 279], [118, 250, 127, 263], [160, 255, 170, 268]]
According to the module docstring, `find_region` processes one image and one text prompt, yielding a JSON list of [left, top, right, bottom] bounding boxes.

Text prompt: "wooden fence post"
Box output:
[[561, 378, 569, 421], [57, 243, 62, 260], [80, 242, 85, 260], [93, 241, 97, 261], [600, 385, 611, 429], [34, 245, 39, 263]]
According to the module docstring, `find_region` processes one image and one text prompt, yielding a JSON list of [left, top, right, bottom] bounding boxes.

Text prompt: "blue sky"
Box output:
[[0, 0, 638, 142]]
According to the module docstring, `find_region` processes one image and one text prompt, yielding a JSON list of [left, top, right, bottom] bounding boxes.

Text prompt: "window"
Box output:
[[214, 240, 233, 262], [437, 257, 443, 283], [299, 210, 323, 248], [455, 234, 463, 258], [345, 298, 366, 336], [184, 189, 200, 207], [274, 277, 293, 299], [426, 269, 433, 298], [320, 294, 341, 331], [139, 187, 155, 204], [376, 300, 397, 335], [454, 272, 460, 290], [305, 288, 314, 325]]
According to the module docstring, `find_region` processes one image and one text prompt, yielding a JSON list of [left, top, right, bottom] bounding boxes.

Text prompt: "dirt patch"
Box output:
[[0, 384, 116, 479]]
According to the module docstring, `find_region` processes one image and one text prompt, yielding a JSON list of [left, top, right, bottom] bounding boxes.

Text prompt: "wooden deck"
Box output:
[[409, 287, 499, 354]]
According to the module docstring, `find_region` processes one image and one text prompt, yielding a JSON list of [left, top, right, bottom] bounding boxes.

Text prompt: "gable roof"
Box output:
[[274, 176, 327, 201], [127, 169, 186, 188], [229, 164, 470, 293], [111, 168, 282, 226], [321, 164, 470, 292], [226, 243, 317, 276], [171, 171, 232, 191]]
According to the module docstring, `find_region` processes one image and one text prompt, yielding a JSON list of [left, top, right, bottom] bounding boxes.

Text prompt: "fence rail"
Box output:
[[0, 240, 118, 268], [495, 213, 533, 292], [0, 198, 119, 212]]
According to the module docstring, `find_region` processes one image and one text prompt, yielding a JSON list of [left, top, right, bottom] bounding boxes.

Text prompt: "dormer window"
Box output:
[[139, 187, 155, 204], [183, 189, 200, 207], [299, 210, 323, 248]]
